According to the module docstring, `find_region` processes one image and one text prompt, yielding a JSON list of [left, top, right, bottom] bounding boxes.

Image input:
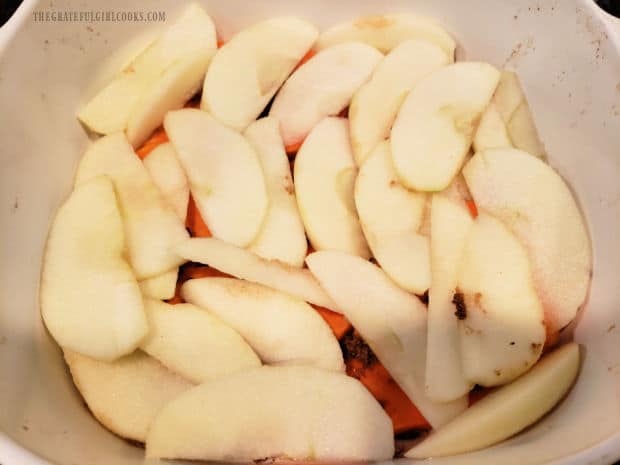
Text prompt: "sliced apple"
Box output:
[[126, 50, 214, 148], [463, 148, 592, 334], [181, 278, 344, 372], [269, 43, 382, 148], [406, 343, 580, 458], [350, 39, 450, 166], [64, 349, 193, 443], [140, 299, 260, 383], [174, 237, 338, 309], [142, 142, 189, 222], [146, 365, 393, 461], [390, 62, 500, 191], [493, 70, 525, 123], [294, 117, 370, 257], [425, 195, 474, 402], [164, 109, 268, 247], [507, 100, 546, 158], [457, 212, 546, 386], [354, 141, 430, 293], [75, 133, 188, 279], [77, 3, 216, 135], [244, 117, 307, 267], [139, 269, 178, 300], [473, 102, 512, 153], [201, 17, 318, 131], [41, 177, 147, 361], [315, 13, 456, 57], [306, 251, 467, 428]]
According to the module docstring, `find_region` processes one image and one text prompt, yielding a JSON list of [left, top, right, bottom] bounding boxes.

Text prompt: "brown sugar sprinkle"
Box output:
[[452, 292, 467, 320], [340, 330, 377, 369]]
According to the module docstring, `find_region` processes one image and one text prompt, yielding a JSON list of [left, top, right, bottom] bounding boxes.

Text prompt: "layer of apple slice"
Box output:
[[294, 117, 370, 257], [269, 43, 382, 148], [406, 343, 580, 458], [77, 3, 216, 135], [174, 237, 338, 309], [181, 278, 344, 372], [139, 269, 178, 300], [201, 17, 318, 131], [425, 195, 473, 402], [349, 39, 450, 165], [41, 177, 147, 361], [457, 212, 546, 386], [164, 109, 268, 247], [244, 117, 307, 267], [140, 299, 260, 383], [307, 251, 467, 428], [75, 133, 188, 279], [315, 13, 456, 57], [354, 141, 430, 293], [463, 148, 592, 334], [473, 71, 546, 158], [146, 365, 394, 462], [390, 62, 500, 191], [142, 142, 189, 222], [126, 50, 214, 148], [64, 349, 193, 443]]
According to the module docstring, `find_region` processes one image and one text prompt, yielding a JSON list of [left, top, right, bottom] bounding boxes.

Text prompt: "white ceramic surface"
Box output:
[[0, 1, 619, 464]]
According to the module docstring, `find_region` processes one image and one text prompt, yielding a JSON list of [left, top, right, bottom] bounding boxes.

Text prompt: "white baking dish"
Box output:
[[1, 0, 619, 464]]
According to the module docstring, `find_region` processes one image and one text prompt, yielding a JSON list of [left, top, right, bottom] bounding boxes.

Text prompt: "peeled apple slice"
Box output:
[[77, 3, 216, 135], [201, 17, 318, 131], [146, 366, 394, 462], [406, 343, 580, 458], [315, 13, 456, 57], [390, 62, 500, 191], [307, 251, 467, 428], [75, 133, 189, 279], [139, 269, 178, 300], [463, 148, 592, 334], [294, 117, 370, 258], [354, 141, 430, 293], [244, 117, 307, 267], [164, 109, 268, 248], [181, 278, 344, 372], [349, 39, 450, 166], [140, 299, 261, 383], [41, 177, 147, 361], [65, 350, 193, 443], [174, 237, 338, 309], [269, 42, 382, 148]]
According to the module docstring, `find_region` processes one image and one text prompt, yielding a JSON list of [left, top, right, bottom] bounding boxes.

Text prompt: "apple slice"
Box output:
[[75, 133, 189, 279], [294, 117, 370, 257], [164, 109, 268, 247], [457, 212, 546, 386], [473, 102, 512, 153], [64, 350, 193, 443], [425, 195, 474, 402], [142, 142, 189, 222], [181, 278, 344, 372], [390, 62, 500, 191], [354, 141, 430, 293], [306, 251, 467, 428], [41, 177, 147, 361], [174, 237, 338, 309], [350, 39, 450, 166], [201, 17, 318, 131], [463, 148, 592, 334], [269, 43, 382, 148], [315, 13, 456, 57], [507, 100, 546, 158], [146, 366, 394, 462], [406, 343, 580, 458], [126, 50, 214, 148], [244, 117, 307, 267], [139, 269, 178, 300], [77, 4, 216, 135], [140, 299, 260, 383]]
